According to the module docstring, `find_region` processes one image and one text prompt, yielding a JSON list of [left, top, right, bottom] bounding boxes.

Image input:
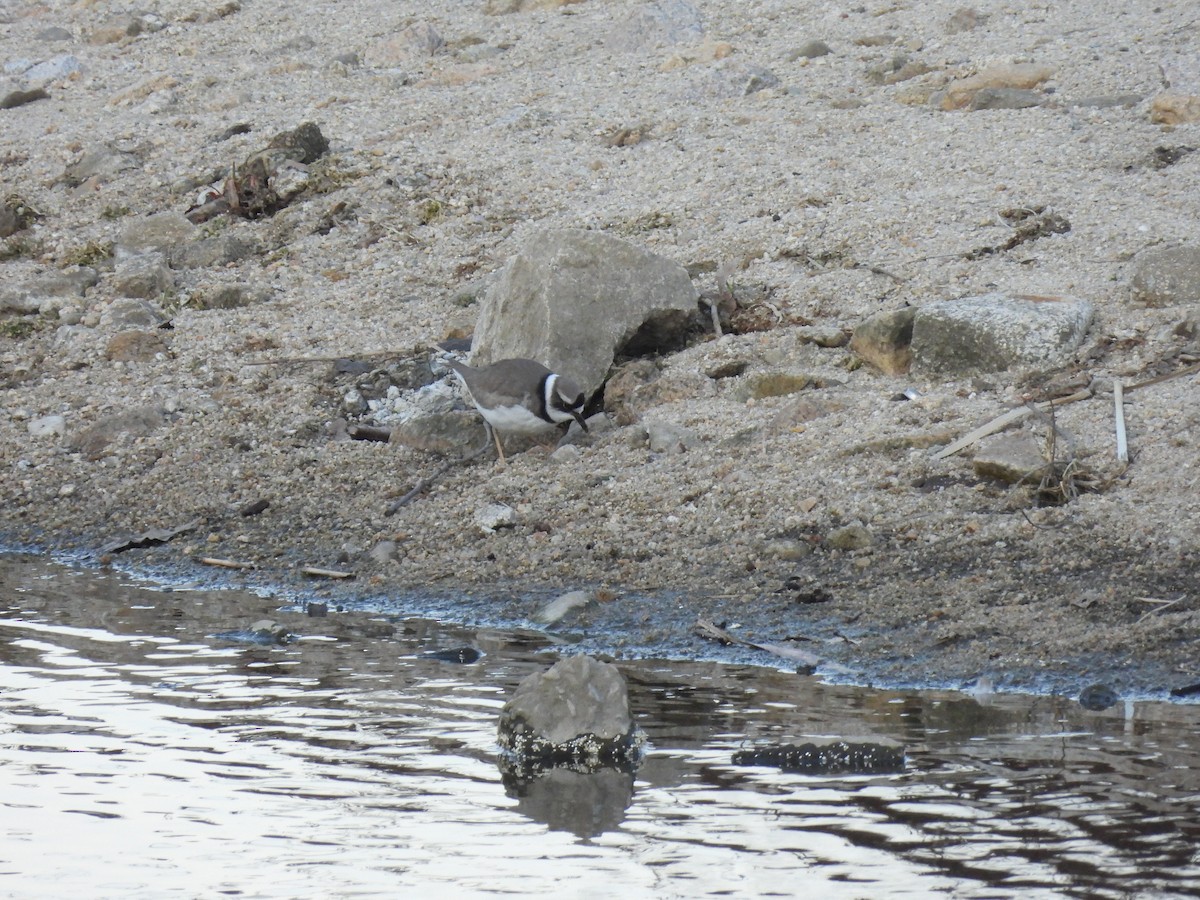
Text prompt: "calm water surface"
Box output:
[[1, 554, 1198, 899]]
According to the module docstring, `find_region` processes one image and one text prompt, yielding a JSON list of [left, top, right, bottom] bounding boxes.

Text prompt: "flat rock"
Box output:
[[0, 267, 99, 315], [973, 432, 1048, 484], [112, 252, 173, 299], [850, 307, 916, 375], [607, 0, 705, 53], [910, 293, 1093, 377], [66, 405, 167, 459], [645, 418, 699, 453], [99, 298, 165, 330], [116, 212, 197, 257], [388, 409, 481, 454], [470, 228, 698, 396], [1130, 245, 1200, 306], [939, 62, 1054, 110]]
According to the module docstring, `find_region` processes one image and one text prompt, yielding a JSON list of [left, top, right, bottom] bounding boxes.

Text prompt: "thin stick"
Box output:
[[1126, 361, 1200, 393], [197, 557, 257, 570], [931, 389, 1092, 460], [1113, 380, 1128, 464], [1136, 595, 1186, 624], [384, 428, 494, 515], [300, 566, 355, 579]]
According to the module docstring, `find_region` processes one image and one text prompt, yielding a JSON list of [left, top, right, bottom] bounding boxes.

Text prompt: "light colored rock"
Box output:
[[113, 252, 173, 299], [474, 502, 517, 534], [22, 54, 83, 85], [117, 212, 197, 257], [851, 307, 916, 375], [364, 23, 444, 67], [66, 406, 167, 459], [1150, 92, 1200, 125], [939, 62, 1054, 110], [607, 0, 704, 53], [99, 298, 164, 330], [973, 432, 1048, 484], [910, 293, 1093, 377], [646, 418, 699, 453], [389, 409, 482, 454], [27, 414, 66, 439], [826, 524, 873, 551], [470, 228, 698, 396], [0, 268, 98, 315], [1130, 245, 1200, 306], [534, 589, 594, 624]]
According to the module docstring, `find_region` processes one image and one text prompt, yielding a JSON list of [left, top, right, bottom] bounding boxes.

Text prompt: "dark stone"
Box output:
[[266, 121, 329, 164], [733, 740, 906, 775], [1078, 683, 1119, 711]]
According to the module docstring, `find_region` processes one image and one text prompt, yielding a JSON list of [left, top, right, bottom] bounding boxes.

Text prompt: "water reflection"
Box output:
[[1, 553, 1198, 898]]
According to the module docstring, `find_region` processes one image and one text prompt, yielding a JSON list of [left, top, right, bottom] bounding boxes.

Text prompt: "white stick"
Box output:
[[1114, 379, 1128, 464]]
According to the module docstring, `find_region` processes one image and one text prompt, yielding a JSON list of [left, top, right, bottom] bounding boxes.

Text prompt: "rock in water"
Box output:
[[498, 655, 645, 771], [469, 228, 698, 397]]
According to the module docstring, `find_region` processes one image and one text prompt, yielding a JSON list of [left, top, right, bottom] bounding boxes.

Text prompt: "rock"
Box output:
[[549, 444, 581, 464], [21, 54, 83, 85], [27, 414, 66, 439], [972, 432, 1048, 484], [944, 7, 988, 33], [788, 40, 831, 60], [607, 0, 704, 53], [969, 87, 1043, 110], [474, 502, 518, 534], [734, 372, 818, 401], [388, 409, 482, 453], [65, 146, 140, 185], [36, 26, 74, 42], [864, 55, 932, 86], [470, 229, 698, 396], [733, 740, 905, 775], [99, 298, 165, 330], [939, 63, 1054, 111], [696, 60, 781, 99], [1130, 245, 1200, 306], [88, 16, 148, 44], [112, 252, 173, 299], [851, 307, 916, 375], [485, 0, 583, 12], [910, 293, 1093, 377], [761, 539, 810, 562], [190, 284, 272, 310], [364, 22, 445, 66], [826, 524, 873, 551], [1079, 683, 1119, 711], [368, 540, 399, 564], [534, 589, 595, 624], [645, 419, 698, 453], [117, 212, 197, 257], [105, 330, 168, 362], [169, 233, 259, 269], [66, 405, 167, 459], [265, 121, 329, 164], [0, 83, 49, 109], [0, 267, 98, 315], [497, 655, 645, 769], [1150, 92, 1200, 125]]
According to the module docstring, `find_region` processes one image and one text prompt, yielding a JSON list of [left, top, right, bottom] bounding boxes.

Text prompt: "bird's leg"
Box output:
[[487, 422, 507, 466]]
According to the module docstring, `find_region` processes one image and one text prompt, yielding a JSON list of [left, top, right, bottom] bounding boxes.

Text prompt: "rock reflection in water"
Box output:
[[2, 553, 1199, 898]]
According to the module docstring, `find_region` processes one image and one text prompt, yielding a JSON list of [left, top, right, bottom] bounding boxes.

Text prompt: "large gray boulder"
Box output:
[[911, 292, 1093, 377], [1130, 245, 1200, 306], [497, 655, 645, 770], [470, 229, 699, 396]]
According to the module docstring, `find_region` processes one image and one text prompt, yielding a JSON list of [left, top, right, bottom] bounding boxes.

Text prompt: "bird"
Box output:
[[446, 358, 588, 463]]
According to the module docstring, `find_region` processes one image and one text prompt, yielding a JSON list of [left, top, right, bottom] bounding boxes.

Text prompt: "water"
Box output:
[[1, 554, 1198, 899]]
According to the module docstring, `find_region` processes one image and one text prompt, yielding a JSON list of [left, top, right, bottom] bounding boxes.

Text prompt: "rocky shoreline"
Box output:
[[3, 0, 1199, 699]]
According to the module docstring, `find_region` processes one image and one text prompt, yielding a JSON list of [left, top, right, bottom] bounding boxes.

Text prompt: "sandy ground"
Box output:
[[2, 0, 1199, 697]]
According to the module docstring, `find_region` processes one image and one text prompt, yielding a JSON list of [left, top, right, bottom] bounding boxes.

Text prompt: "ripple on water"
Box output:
[[2, 553, 1199, 899]]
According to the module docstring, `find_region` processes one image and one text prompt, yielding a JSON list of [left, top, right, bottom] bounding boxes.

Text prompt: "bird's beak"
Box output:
[[572, 410, 589, 432]]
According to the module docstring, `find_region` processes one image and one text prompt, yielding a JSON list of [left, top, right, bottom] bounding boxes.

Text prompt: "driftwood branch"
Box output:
[[1113, 380, 1129, 464], [931, 389, 1092, 460], [385, 428, 494, 515]]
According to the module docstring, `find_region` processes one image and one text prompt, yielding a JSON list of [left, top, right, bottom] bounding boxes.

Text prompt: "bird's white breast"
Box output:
[[479, 403, 554, 434]]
